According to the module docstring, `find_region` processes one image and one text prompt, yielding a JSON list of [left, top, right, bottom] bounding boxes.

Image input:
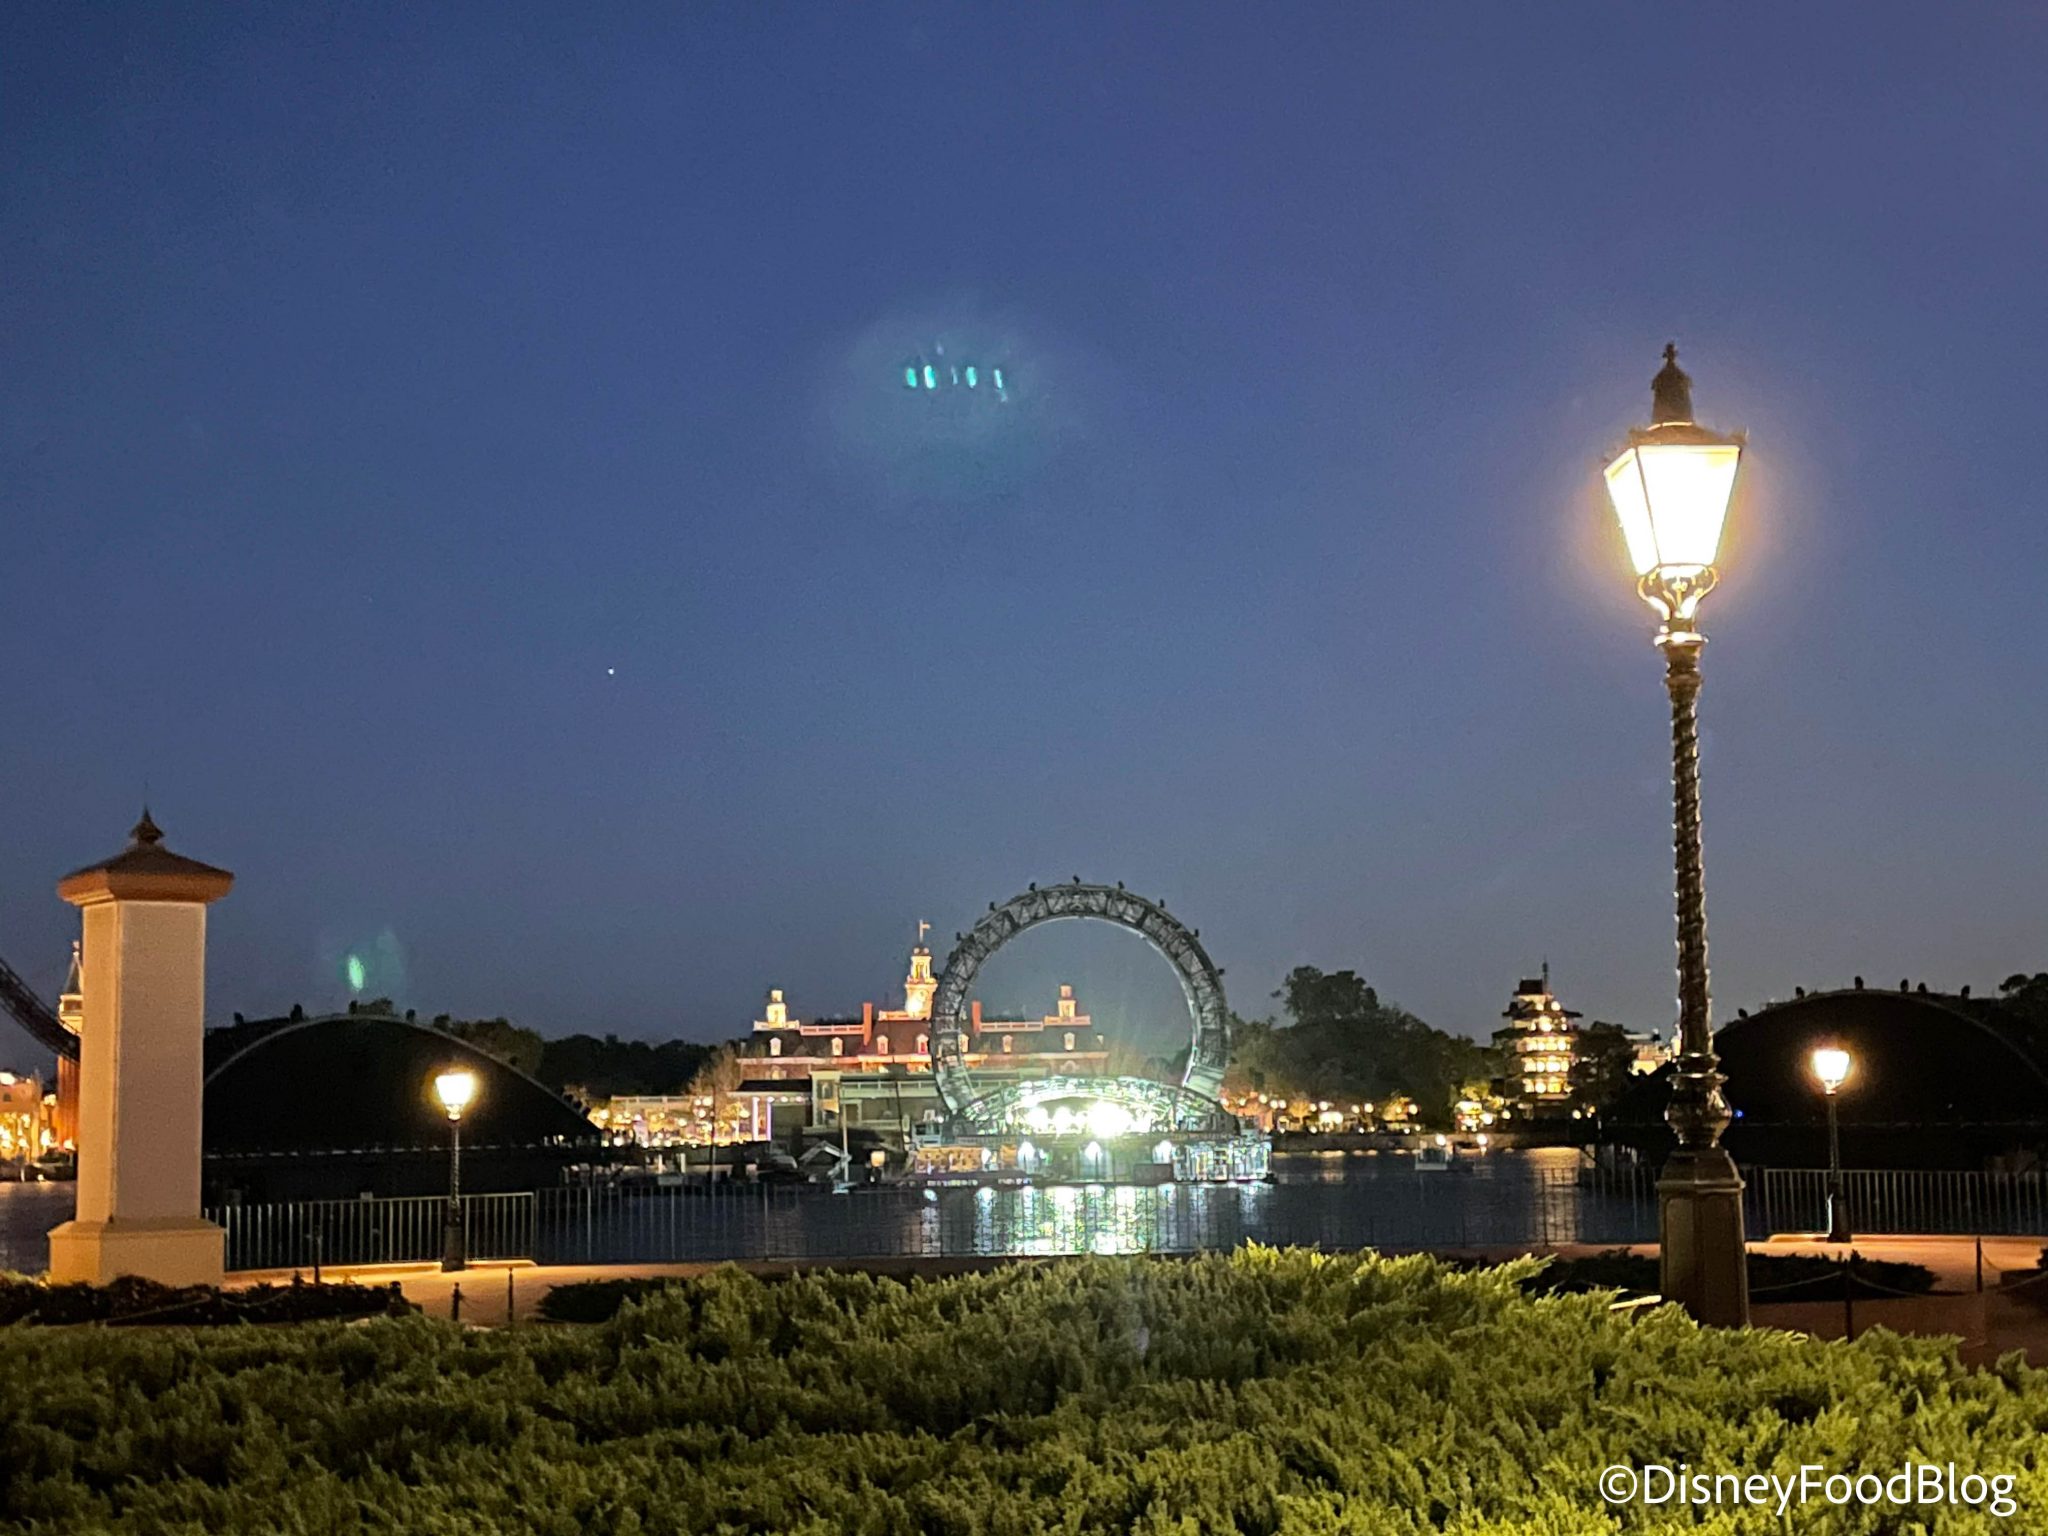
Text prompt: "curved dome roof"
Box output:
[[1716, 988, 2048, 1130], [1606, 986, 2048, 1166], [204, 1012, 599, 1155]]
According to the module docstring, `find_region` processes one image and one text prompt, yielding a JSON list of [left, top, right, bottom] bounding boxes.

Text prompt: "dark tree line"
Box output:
[[1224, 966, 1492, 1119]]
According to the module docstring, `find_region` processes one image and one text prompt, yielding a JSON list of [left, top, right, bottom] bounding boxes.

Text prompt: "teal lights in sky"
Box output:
[[345, 954, 366, 992], [901, 347, 1008, 401]]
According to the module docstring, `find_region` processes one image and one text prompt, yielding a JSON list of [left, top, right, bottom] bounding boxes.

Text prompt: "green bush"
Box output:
[[1532, 1249, 1938, 1301], [0, 1273, 414, 1327], [536, 1273, 689, 1324], [2, 1248, 2043, 1533]]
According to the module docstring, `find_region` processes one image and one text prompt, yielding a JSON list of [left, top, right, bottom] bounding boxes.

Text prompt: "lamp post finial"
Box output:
[[1651, 342, 1694, 425]]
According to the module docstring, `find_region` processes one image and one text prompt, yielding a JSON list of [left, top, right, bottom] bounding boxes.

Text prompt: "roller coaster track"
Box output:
[[0, 953, 75, 1060]]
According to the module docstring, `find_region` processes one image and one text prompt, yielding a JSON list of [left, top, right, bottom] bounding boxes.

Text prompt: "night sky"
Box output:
[[5, 6, 2046, 1068]]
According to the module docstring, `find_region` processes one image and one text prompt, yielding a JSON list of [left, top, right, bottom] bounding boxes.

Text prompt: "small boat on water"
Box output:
[[1414, 1143, 1453, 1172]]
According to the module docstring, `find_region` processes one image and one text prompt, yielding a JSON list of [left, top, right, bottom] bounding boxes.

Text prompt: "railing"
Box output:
[[175, 1165, 2048, 1276], [1746, 1167, 2048, 1239], [205, 1193, 537, 1273]]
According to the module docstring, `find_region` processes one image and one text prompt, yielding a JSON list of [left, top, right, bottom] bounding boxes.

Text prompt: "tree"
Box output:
[[1228, 966, 1491, 1125], [538, 1034, 712, 1099], [1572, 1022, 1640, 1113], [1221, 1013, 1299, 1100], [435, 1015, 546, 1078], [1278, 968, 1380, 1028], [686, 1045, 749, 1143], [1994, 974, 2048, 1048]]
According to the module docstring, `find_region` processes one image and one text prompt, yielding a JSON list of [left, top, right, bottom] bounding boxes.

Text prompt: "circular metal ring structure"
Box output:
[[931, 882, 1230, 1128]]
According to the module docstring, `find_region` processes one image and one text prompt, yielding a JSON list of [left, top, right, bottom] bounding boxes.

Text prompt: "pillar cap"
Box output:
[[58, 809, 234, 907]]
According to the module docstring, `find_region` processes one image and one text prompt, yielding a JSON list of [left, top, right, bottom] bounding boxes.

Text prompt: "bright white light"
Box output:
[[1024, 1105, 1051, 1131], [434, 1069, 477, 1118], [1084, 1100, 1135, 1139], [1153, 1139, 1174, 1162], [1604, 441, 1741, 576], [1051, 1106, 1074, 1133], [1811, 1047, 1852, 1094]]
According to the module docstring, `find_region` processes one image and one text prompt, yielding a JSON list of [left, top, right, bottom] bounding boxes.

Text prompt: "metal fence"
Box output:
[[206, 1193, 537, 1273], [1746, 1167, 2048, 1239], [190, 1166, 2048, 1275]]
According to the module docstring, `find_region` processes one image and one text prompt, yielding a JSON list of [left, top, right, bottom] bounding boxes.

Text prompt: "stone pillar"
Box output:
[[45, 811, 233, 1287]]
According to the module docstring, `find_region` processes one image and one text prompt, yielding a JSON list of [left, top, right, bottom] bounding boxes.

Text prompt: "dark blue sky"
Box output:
[[5, 5, 2046, 1066]]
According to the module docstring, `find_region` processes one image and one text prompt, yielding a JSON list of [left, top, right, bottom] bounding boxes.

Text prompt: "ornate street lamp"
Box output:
[[1810, 1046, 1853, 1243], [1603, 344, 1749, 1326], [434, 1068, 478, 1273]]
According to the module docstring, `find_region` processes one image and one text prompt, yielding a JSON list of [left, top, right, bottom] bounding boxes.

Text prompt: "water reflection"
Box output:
[[0, 1151, 1660, 1273]]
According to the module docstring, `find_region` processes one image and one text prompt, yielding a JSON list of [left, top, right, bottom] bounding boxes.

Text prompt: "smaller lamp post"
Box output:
[[434, 1068, 478, 1272], [1810, 1046, 1852, 1242]]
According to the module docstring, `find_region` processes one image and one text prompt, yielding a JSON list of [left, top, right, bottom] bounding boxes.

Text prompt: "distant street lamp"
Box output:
[[1811, 1046, 1853, 1242], [434, 1068, 478, 1272], [1602, 344, 1749, 1326]]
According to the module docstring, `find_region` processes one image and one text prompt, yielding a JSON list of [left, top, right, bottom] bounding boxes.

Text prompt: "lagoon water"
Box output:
[[0, 1182, 72, 1275], [0, 1149, 1663, 1274]]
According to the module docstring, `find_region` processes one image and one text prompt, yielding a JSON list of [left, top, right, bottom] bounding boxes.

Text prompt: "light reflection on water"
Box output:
[[0, 1152, 1659, 1273]]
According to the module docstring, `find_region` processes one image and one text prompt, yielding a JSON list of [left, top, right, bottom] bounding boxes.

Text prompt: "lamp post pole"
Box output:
[[443, 1108, 466, 1272], [1657, 630, 1748, 1323], [434, 1069, 476, 1274], [1824, 1086, 1849, 1242], [1812, 1047, 1853, 1243], [1603, 345, 1750, 1327]]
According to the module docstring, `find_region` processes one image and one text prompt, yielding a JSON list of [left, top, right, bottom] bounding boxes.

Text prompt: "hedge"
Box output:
[[3, 1248, 2044, 1533], [1535, 1249, 1938, 1301], [535, 1249, 1939, 1325], [0, 1273, 416, 1328]]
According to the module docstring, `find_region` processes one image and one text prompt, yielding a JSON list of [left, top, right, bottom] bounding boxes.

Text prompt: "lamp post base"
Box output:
[[1825, 1185, 1852, 1245], [1658, 1146, 1750, 1327], [441, 1211, 467, 1274]]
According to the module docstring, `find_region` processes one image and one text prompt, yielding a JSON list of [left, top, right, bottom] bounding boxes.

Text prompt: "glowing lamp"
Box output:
[[1603, 345, 1744, 644], [1603, 440, 1742, 575], [434, 1069, 478, 1120], [1811, 1047, 1852, 1095]]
